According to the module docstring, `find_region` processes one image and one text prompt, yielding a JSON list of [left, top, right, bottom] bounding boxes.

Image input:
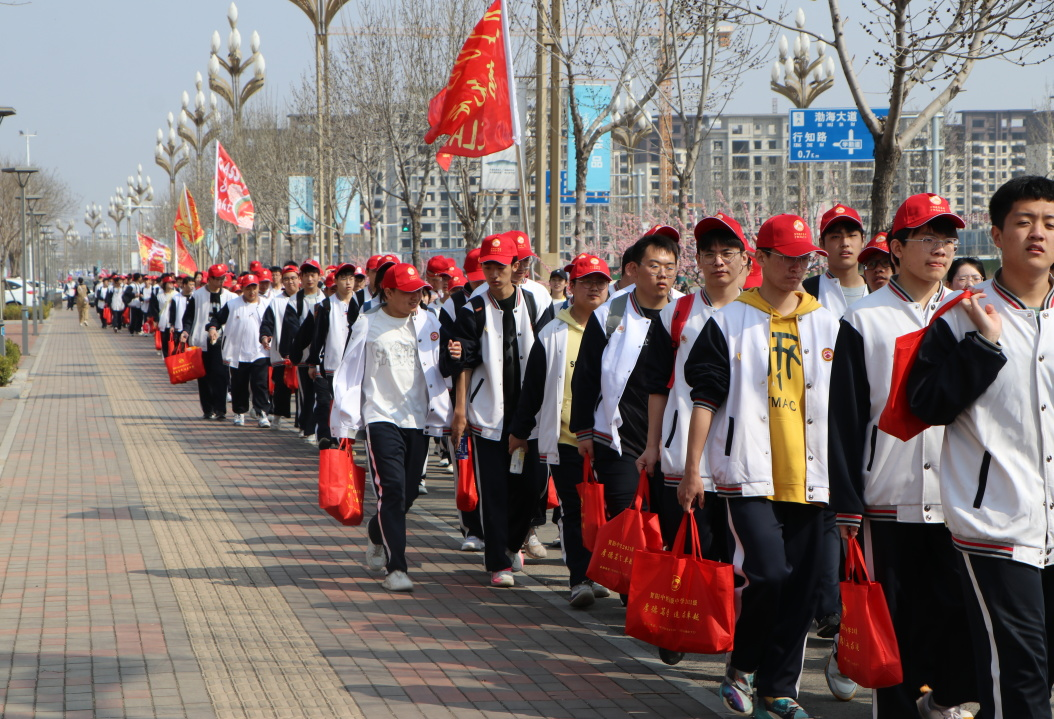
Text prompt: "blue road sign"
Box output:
[[788, 108, 887, 163], [545, 171, 610, 205]]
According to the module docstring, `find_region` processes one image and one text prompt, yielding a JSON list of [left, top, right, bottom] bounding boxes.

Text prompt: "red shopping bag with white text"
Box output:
[[318, 439, 365, 526], [838, 536, 902, 687], [577, 461, 606, 552], [625, 510, 735, 654], [455, 438, 478, 512], [164, 343, 206, 384], [586, 470, 663, 594]]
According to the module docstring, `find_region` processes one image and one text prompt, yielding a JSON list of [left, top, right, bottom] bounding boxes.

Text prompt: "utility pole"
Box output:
[[547, 0, 562, 265]]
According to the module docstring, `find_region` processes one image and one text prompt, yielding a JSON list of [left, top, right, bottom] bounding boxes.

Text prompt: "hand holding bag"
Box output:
[[837, 536, 902, 688], [165, 342, 206, 384], [455, 439, 478, 512], [577, 460, 606, 552], [624, 510, 735, 654], [586, 470, 663, 594]]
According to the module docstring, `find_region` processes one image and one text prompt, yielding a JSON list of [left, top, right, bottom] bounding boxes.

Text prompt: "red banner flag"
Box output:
[[174, 184, 205, 245], [215, 142, 255, 232], [176, 235, 198, 277], [424, 0, 519, 169], [138, 234, 170, 272]]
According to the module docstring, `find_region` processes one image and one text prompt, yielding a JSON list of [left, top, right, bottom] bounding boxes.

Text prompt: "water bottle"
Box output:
[[455, 434, 469, 460], [509, 447, 526, 474]]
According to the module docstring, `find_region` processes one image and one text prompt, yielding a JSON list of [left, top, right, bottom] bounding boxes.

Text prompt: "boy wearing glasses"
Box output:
[[679, 215, 837, 719], [908, 176, 1054, 718], [829, 193, 976, 718], [860, 233, 894, 292], [571, 233, 680, 560]]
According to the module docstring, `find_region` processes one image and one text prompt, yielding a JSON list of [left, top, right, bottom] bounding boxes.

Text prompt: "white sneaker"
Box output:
[[232, 414, 245, 426], [258, 415, 271, 428], [460, 536, 485, 552], [418, 480, 428, 495], [271, 416, 282, 430], [524, 529, 548, 559], [825, 643, 858, 702], [381, 570, 413, 592], [506, 550, 524, 572], [569, 582, 595, 608], [303, 433, 316, 443], [917, 690, 970, 718], [490, 570, 514, 588], [445, 463, 454, 474], [437, 457, 451, 468], [366, 541, 386, 572], [590, 582, 611, 599]]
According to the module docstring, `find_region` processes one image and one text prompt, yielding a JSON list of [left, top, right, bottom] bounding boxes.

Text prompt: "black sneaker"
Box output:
[[815, 612, 840, 639], [204, 412, 217, 420], [214, 414, 226, 421], [658, 648, 685, 665]]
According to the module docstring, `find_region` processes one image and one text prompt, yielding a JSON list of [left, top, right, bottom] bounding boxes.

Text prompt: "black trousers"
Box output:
[[160, 328, 174, 358], [271, 366, 292, 418], [229, 358, 271, 416], [196, 346, 229, 417], [866, 521, 977, 716], [550, 444, 590, 587], [592, 443, 657, 520], [815, 508, 841, 620], [295, 366, 316, 435], [129, 306, 143, 334], [111, 307, 125, 330], [726, 498, 824, 698], [959, 552, 1054, 719], [313, 372, 334, 441], [472, 432, 545, 572], [365, 423, 428, 574], [98, 305, 108, 328]]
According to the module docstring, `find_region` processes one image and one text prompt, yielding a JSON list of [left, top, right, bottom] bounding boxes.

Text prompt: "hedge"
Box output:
[[0, 339, 22, 386]]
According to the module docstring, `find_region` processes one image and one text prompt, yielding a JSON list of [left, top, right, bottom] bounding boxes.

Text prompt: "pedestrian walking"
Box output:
[[308, 263, 357, 447], [259, 265, 303, 430], [178, 264, 237, 421], [74, 278, 90, 326]]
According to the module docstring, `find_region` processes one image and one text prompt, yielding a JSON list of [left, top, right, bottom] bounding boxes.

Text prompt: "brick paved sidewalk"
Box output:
[[0, 312, 878, 719]]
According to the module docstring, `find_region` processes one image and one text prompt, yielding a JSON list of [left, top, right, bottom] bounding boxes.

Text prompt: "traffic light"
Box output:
[[401, 219, 411, 233]]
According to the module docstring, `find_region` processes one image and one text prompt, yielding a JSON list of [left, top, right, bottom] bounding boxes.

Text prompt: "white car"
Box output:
[[5, 278, 38, 306]]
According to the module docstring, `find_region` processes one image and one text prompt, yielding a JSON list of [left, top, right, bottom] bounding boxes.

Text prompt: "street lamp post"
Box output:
[[31, 210, 50, 333], [107, 196, 127, 274], [771, 8, 836, 217], [179, 73, 220, 270], [155, 112, 190, 200], [2, 166, 39, 355], [612, 88, 654, 221], [124, 168, 154, 273], [84, 203, 103, 270]]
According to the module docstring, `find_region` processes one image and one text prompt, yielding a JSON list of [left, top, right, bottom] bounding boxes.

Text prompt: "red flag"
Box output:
[[176, 235, 198, 277], [424, 0, 519, 166], [215, 142, 255, 232], [174, 184, 205, 244], [138, 234, 170, 272]]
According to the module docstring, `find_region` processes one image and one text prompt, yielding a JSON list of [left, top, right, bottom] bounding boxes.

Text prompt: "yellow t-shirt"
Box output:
[[558, 307, 584, 447]]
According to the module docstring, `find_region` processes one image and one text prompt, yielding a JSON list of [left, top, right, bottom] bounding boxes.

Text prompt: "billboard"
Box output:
[[334, 177, 361, 235], [288, 176, 314, 235], [566, 84, 611, 203]]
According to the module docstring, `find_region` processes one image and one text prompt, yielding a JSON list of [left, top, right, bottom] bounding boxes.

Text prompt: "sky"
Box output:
[[1, 0, 1051, 235]]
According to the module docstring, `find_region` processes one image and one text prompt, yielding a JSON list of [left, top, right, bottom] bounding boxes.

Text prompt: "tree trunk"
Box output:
[[869, 137, 903, 237], [410, 210, 422, 269], [573, 150, 589, 255]]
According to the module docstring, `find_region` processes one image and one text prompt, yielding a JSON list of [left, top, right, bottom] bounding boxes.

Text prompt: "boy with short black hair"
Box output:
[[308, 263, 357, 447], [805, 205, 868, 315], [908, 175, 1054, 719]]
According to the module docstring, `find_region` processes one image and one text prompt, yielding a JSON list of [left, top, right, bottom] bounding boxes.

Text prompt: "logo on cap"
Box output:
[[590, 257, 599, 265], [407, 267, 416, 275], [793, 219, 805, 232], [930, 195, 943, 205], [492, 239, 501, 247], [835, 206, 846, 214]]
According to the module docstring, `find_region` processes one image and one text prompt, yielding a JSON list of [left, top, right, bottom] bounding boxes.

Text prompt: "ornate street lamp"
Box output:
[[125, 167, 155, 272], [208, 3, 265, 130], [612, 88, 654, 220], [155, 112, 190, 199], [85, 203, 103, 264], [180, 73, 221, 270], [108, 195, 127, 274], [2, 166, 38, 355]]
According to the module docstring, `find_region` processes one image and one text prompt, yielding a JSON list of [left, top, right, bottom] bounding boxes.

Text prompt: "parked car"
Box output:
[[5, 278, 38, 306]]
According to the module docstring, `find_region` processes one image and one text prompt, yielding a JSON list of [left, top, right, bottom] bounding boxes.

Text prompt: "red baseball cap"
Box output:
[[563, 252, 592, 273], [323, 273, 335, 289], [501, 230, 536, 260], [207, 264, 229, 279], [447, 269, 466, 289], [334, 263, 357, 277], [755, 214, 826, 257], [644, 224, 681, 243], [891, 193, 965, 235], [463, 248, 484, 283], [694, 213, 746, 245], [819, 204, 864, 235], [300, 259, 322, 274], [365, 255, 382, 271], [249, 260, 264, 272], [858, 232, 891, 264], [479, 235, 518, 266], [381, 263, 430, 292], [568, 254, 612, 281], [354, 265, 367, 277], [376, 254, 400, 271], [280, 264, 300, 277], [257, 268, 273, 283], [325, 265, 337, 273], [241, 273, 260, 287], [426, 255, 454, 274], [743, 257, 763, 289]]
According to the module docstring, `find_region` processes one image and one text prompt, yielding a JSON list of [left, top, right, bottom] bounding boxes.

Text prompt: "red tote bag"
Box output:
[[878, 290, 971, 441], [102, 307, 112, 324], [625, 511, 735, 655], [586, 470, 664, 594], [284, 362, 299, 391], [838, 536, 902, 688], [455, 439, 478, 512], [545, 476, 559, 509], [164, 343, 206, 384], [154, 329, 162, 351], [318, 439, 366, 526], [577, 461, 606, 552]]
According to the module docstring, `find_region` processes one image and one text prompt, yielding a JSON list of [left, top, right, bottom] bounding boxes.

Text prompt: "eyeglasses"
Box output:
[[864, 259, 893, 271], [699, 250, 743, 265], [765, 251, 815, 268], [955, 274, 984, 283], [901, 236, 959, 250], [638, 262, 678, 277], [574, 276, 608, 289]]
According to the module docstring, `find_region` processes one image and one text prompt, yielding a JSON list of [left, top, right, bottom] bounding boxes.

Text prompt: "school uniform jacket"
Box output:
[[684, 295, 839, 503], [289, 291, 326, 366], [259, 290, 317, 366], [607, 282, 686, 304], [451, 287, 546, 441], [206, 295, 271, 368], [803, 271, 863, 319], [308, 295, 353, 374], [828, 279, 955, 527], [330, 305, 452, 438], [151, 291, 187, 332], [469, 279, 556, 329], [179, 286, 237, 349], [108, 287, 126, 312], [509, 315, 572, 462], [908, 274, 1054, 567]]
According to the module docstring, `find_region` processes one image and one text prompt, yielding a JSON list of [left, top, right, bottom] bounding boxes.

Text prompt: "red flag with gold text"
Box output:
[[138, 234, 171, 272], [215, 142, 255, 232], [174, 184, 205, 244], [176, 235, 198, 277], [424, 0, 517, 169]]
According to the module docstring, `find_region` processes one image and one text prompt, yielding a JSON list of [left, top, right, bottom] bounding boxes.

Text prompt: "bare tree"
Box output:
[[0, 159, 75, 279]]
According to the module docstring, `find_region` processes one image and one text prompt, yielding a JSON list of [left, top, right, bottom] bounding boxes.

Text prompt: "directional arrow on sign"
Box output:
[[834, 129, 864, 154]]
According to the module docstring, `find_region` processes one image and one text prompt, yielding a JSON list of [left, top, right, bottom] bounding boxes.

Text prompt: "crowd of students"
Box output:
[[92, 175, 1054, 719]]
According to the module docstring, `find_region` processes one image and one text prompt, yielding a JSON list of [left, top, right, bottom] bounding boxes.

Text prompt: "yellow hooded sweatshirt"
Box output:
[[735, 288, 824, 504]]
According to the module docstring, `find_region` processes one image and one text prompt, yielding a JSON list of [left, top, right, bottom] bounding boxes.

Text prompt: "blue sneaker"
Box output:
[[719, 667, 755, 716], [757, 697, 810, 719]]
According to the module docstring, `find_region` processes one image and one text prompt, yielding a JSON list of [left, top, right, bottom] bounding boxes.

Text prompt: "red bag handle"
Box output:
[[582, 460, 599, 485], [927, 289, 972, 327], [844, 535, 871, 584], [174, 341, 187, 355], [666, 294, 696, 389], [671, 509, 704, 561], [631, 469, 652, 511]]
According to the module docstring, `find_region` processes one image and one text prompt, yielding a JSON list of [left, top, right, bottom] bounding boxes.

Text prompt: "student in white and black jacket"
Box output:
[[509, 254, 612, 608], [908, 176, 1054, 719], [108, 277, 127, 331], [150, 273, 186, 358], [678, 215, 838, 719], [95, 278, 111, 328], [259, 265, 303, 428], [449, 236, 550, 588], [178, 264, 237, 420], [829, 192, 977, 717], [285, 260, 327, 441], [307, 263, 357, 446], [331, 263, 452, 593], [570, 233, 679, 544]]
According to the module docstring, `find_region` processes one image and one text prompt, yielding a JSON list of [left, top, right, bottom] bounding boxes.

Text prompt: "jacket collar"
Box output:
[[886, 276, 948, 305], [992, 269, 1054, 311]]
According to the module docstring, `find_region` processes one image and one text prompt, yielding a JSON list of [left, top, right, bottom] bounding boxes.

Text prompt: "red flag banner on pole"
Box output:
[[215, 142, 255, 233], [138, 234, 171, 272], [174, 184, 205, 244], [424, 0, 519, 169], [176, 235, 199, 276]]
